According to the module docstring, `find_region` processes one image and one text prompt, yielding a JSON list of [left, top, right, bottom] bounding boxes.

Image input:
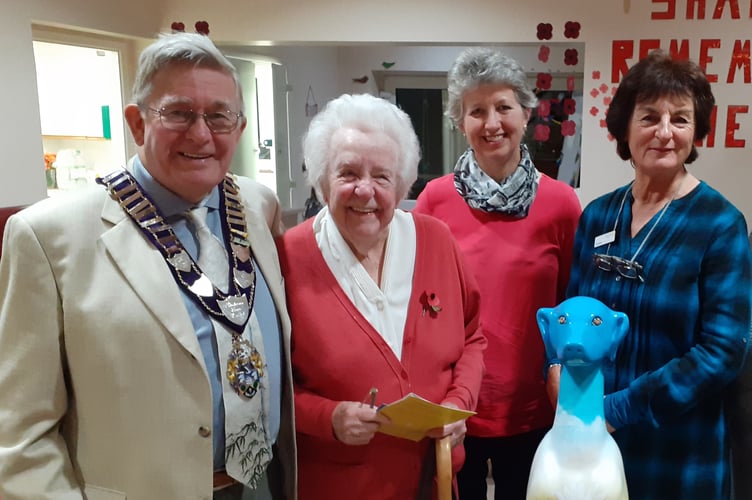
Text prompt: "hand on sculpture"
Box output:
[[546, 364, 562, 408], [331, 401, 388, 446], [425, 402, 467, 448]]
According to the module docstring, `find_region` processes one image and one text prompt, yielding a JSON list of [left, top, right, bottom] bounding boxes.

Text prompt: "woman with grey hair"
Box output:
[[278, 93, 486, 499], [414, 47, 581, 499], [301, 93, 419, 204]]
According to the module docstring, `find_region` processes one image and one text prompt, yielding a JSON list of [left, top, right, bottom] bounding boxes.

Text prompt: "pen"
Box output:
[[368, 387, 378, 409]]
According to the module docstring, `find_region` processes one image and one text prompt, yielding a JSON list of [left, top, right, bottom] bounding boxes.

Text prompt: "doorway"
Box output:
[[396, 88, 445, 198], [32, 26, 131, 196], [524, 89, 583, 187], [226, 55, 292, 209]]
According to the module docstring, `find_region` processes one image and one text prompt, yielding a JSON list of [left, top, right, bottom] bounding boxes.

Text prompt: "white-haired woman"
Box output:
[[413, 48, 581, 499], [277, 93, 486, 499]]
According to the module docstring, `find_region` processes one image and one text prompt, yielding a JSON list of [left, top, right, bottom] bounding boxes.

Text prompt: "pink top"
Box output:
[[414, 173, 581, 437]]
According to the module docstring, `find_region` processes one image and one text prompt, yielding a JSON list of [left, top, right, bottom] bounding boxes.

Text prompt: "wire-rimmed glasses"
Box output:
[[146, 106, 243, 134], [592, 253, 645, 282]]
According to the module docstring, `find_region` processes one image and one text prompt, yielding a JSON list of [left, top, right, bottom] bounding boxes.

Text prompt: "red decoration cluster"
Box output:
[[170, 20, 210, 36], [533, 20, 583, 144], [588, 68, 620, 138], [537, 21, 581, 40]]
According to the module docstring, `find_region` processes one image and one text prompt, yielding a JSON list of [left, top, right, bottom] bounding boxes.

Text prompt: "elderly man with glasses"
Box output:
[[0, 32, 296, 500]]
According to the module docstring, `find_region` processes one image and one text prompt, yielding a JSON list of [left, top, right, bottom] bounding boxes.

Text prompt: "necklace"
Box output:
[[97, 169, 264, 398], [604, 174, 687, 275]]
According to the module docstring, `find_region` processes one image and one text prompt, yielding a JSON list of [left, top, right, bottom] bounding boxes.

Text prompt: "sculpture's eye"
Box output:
[[558, 315, 566, 324], [592, 316, 602, 326]]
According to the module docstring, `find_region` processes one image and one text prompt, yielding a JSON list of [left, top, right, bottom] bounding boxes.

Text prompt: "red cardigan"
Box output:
[[278, 213, 486, 500]]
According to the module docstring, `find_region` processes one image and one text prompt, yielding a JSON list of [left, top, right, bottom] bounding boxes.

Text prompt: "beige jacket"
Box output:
[[0, 175, 296, 500]]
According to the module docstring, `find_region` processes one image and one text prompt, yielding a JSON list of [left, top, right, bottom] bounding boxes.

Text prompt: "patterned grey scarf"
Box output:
[[453, 143, 541, 217]]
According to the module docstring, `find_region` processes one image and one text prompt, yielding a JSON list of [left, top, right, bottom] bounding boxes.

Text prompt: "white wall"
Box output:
[[4, 0, 752, 226], [159, 0, 576, 44], [0, 0, 160, 207]]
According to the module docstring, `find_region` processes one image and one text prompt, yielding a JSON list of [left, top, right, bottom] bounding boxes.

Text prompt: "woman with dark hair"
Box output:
[[558, 50, 751, 499]]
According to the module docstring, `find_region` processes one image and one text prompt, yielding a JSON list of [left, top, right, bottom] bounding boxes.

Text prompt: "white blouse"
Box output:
[[313, 207, 416, 360]]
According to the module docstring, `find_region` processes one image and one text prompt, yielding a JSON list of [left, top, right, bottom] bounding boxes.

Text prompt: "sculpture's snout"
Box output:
[[562, 343, 585, 358], [561, 342, 590, 365]]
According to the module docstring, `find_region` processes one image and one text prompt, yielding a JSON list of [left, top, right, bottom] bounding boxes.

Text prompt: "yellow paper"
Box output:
[[377, 393, 475, 442]]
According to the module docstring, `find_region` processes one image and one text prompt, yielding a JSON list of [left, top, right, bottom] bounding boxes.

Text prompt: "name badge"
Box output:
[[594, 230, 615, 248]]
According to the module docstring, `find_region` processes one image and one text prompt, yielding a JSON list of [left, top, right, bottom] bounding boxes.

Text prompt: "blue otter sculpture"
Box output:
[[526, 296, 629, 500]]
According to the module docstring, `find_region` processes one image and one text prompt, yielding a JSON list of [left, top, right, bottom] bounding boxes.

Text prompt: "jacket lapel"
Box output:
[[99, 196, 206, 369]]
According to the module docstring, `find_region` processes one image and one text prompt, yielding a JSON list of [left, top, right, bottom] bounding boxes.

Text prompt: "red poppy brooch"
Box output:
[[421, 291, 442, 318]]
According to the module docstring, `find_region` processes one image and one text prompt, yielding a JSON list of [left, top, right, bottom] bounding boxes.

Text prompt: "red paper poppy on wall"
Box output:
[[563, 98, 576, 115], [536, 73, 552, 90], [564, 21, 581, 39], [536, 23, 553, 40], [170, 20, 210, 36], [195, 21, 210, 35], [567, 76, 575, 91], [534, 124, 551, 141], [537, 100, 551, 118], [561, 120, 577, 137], [564, 49, 579, 66], [538, 45, 550, 63]]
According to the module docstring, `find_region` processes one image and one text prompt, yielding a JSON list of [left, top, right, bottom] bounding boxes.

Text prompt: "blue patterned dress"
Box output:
[[566, 181, 752, 499]]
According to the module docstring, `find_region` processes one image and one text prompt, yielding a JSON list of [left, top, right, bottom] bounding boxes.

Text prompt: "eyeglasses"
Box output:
[[592, 253, 645, 282], [146, 106, 243, 133]]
